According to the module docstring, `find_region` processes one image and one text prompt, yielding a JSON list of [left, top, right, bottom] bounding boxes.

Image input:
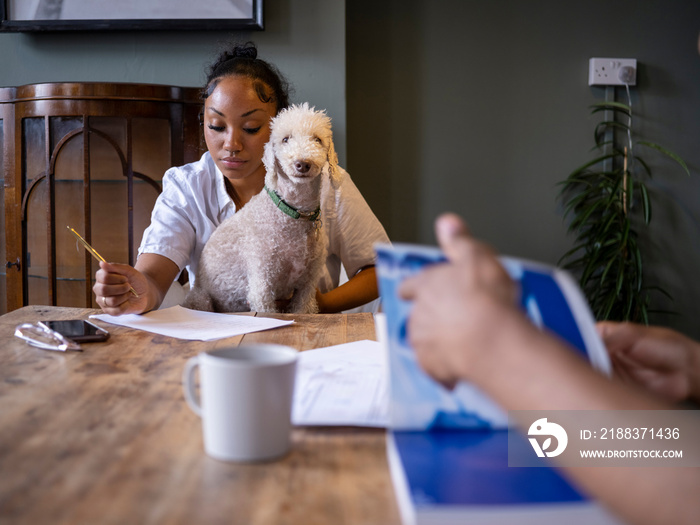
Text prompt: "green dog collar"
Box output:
[[265, 185, 321, 222]]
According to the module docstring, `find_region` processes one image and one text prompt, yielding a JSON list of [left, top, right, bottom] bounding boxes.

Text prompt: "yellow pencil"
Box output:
[[67, 226, 139, 298]]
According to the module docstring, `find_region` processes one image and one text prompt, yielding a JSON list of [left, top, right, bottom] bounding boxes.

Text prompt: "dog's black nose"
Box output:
[[295, 161, 311, 174]]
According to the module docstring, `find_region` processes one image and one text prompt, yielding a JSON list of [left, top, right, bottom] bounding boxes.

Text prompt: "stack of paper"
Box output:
[[91, 305, 294, 341], [292, 340, 389, 427]]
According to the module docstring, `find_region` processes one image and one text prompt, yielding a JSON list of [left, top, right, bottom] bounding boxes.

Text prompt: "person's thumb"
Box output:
[[435, 213, 473, 263]]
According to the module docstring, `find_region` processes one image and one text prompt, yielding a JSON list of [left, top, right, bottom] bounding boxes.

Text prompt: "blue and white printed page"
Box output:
[[375, 243, 610, 431]]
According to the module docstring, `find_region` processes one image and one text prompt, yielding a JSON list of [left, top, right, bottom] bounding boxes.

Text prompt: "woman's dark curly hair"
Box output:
[[202, 41, 291, 113]]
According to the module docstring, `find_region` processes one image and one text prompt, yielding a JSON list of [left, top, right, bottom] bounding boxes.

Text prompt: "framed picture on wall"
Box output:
[[0, 0, 263, 32]]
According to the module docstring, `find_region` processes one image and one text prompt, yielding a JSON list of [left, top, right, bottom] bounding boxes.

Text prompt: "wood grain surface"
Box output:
[[0, 306, 400, 525]]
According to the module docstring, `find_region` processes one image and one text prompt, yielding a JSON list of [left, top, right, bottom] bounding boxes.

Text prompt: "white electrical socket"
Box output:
[[588, 58, 637, 86]]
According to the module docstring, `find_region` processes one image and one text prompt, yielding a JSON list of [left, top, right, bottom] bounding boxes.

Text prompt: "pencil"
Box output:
[[67, 226, 139, 298]]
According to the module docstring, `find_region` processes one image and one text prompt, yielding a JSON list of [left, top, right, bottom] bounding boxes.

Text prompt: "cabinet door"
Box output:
[[0, 113, 6, 315], [22, 115, 169, 308], [3, 83, 203, 312]]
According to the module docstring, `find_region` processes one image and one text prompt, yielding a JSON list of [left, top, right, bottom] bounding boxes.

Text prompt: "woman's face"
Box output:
[[203, 75, 277, 186]]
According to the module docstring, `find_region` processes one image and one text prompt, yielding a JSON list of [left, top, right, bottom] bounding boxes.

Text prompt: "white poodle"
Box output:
[[183, 103, 339, 313]]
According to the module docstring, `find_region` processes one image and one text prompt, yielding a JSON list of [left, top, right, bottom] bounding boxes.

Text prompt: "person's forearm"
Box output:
[[138, 273, 168, 313], [470, 314, 699, 525], [317, 266, 378, 313], [134, 253, 181, 314]]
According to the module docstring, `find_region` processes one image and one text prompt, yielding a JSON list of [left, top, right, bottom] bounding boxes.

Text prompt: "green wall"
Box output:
[[3, 0, 700, 340], [0, 0, 348, 161], [347, 0, 700, 340]]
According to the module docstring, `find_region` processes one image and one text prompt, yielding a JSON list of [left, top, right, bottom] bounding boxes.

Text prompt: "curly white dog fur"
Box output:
[[183, 103, 339, 313]]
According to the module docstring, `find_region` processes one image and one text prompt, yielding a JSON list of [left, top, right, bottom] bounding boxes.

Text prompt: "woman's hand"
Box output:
[[93, 261, 151, 315], [597, 321, 700, 404]]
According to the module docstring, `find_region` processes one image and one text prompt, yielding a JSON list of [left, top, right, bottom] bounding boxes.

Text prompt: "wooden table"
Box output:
[[0, 306, 401, 525]]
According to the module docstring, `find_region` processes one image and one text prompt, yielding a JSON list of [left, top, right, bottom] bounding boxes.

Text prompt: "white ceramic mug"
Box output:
[[182, 344, 298, 462]]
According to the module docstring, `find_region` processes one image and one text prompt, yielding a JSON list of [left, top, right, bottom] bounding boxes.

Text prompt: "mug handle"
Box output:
[[182, 356, 202, 417]]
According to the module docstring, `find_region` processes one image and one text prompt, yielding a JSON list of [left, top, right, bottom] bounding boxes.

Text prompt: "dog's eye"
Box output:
[[282, 137, 289, 143], [314, 137, 323, 144]]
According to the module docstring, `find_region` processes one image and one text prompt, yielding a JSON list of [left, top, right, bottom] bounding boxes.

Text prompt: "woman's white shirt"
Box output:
[[138, 152, 389, 292]]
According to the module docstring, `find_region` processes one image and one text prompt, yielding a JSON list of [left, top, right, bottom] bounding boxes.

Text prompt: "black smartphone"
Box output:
[[39, 320, 110, 343]]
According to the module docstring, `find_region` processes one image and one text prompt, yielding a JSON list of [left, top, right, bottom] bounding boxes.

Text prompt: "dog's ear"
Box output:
[[326, 136, 341, 188], [262, 139, 278, 189]]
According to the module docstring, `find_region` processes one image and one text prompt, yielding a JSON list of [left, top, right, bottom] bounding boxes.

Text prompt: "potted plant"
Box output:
[[558, 100, 688, 323]]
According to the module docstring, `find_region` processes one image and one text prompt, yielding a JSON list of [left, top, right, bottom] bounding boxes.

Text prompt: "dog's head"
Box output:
[[263, 103, 339, 190]]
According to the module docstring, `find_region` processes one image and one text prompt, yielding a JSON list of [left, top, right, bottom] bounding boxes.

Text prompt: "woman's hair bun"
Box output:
[[202, 40, 292, 112], [232, 42, 258, 60]]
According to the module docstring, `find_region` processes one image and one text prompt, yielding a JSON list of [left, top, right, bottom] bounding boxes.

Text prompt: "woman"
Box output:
[[93, 42, 389, 315]]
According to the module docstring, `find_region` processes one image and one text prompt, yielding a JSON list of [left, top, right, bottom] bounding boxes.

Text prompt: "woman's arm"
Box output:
[[316, 266, 378, 313], [319, 168, 389, 313]]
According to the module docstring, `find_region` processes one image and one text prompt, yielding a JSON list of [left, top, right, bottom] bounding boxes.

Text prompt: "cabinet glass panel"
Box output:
[[23, 117, 46, 183], [57, 121, 126, 307], [132, 181, 160, 261], [53, 118, 87, 307], [51, 117, 84, 182], [26, 182, 50, 307], [88, 117, 126, 182], [132, 117, 170, 257], [133, 117, 171, 181], [23, 118, 49, 306]]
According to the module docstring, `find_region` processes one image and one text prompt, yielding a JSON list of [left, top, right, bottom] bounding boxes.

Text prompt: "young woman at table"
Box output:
[[399, 212, 700, 525], [93, 42, 389, 315]]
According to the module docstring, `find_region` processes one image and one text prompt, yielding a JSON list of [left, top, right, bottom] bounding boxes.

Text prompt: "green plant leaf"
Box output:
[[640, 307, 649, 325], [632, 246, 643, 291], [600, 255, 617, 286], [570, 200, 605, 231], [581, 251, 605, 284], [639, 182, 651, 224], [624, 290, 635, 320], [558, 244, 585, 264], [558, 99, 688, 323], [635, 156, 652, 178], [625, 174, 634, 212], [589, 101, 632, 115], [569, 153, 618, 177], [595, 121, 631, 144], [637, 141, 690, 175], [600, 290, 618, 320], [615, 266, 625, 296], [620, 218, 630, 248]]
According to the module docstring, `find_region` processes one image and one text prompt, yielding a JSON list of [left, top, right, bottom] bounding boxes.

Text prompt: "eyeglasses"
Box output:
[[14, 323, 82, 352]]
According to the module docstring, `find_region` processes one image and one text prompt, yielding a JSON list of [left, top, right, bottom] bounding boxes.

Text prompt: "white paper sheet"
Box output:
[[90, 305, 294, 341], [292, 340, 389, 427]]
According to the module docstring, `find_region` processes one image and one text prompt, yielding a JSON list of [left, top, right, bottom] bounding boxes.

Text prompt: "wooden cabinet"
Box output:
[[1, 83, 204, 314]]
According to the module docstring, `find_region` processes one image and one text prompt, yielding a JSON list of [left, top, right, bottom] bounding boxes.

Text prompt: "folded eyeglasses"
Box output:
[[14, 323, 82, 352]]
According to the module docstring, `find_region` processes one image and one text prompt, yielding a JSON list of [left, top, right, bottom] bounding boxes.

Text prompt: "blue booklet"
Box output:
[[374, 243, 611, 431], [375, 243, 620, 524], [387, 429, 621, 524]]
